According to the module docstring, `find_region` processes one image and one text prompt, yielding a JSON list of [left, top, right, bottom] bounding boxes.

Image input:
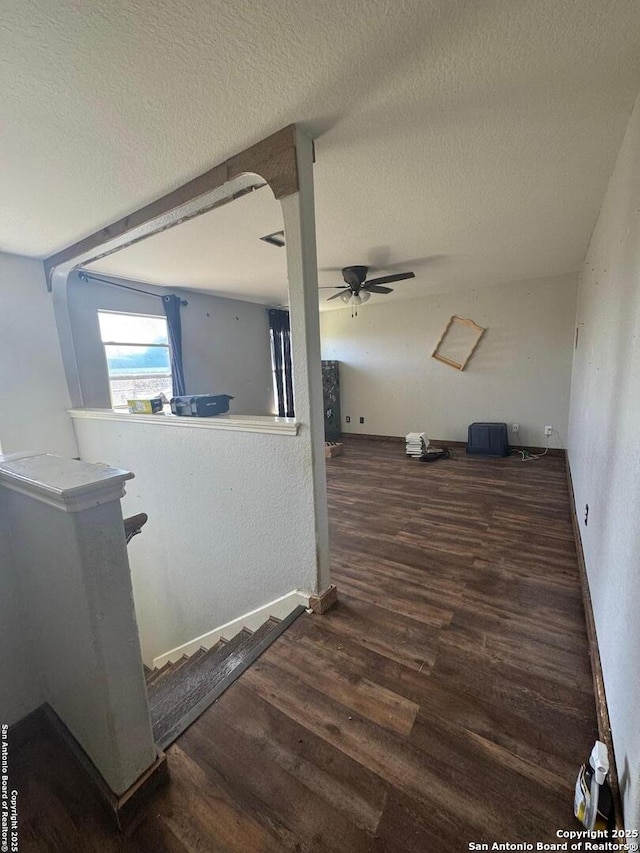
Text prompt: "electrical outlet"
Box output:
[[345, 416, 350, 423], [584, 504, 589, 526], [512, 423, 519, 433], [359, 417, 365, 424], [544, 425, 553, 436]]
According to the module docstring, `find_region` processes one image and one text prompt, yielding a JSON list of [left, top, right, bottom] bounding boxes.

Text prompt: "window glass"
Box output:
[[104, 344, 171, 375], [97, 311, 172, 408], [98, 312, 169, 345]]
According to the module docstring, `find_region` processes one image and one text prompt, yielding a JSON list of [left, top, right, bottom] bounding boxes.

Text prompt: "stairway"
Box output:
[[144, 606, 305, 751]]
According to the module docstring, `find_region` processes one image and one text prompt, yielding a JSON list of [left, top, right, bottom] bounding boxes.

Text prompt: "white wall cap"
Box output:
[[0, 452, 133, 512], [69, 408, 299, 435]]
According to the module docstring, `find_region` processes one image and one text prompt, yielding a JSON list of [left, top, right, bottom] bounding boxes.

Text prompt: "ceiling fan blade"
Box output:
[[318, 286, 348, 289], [327, 290, 349, 301], [364, 284, 393, 294], [366, 271, 415, 286]]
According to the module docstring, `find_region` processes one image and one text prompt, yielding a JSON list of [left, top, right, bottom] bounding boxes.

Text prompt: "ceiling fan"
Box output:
[[320, 265, 415, 315]]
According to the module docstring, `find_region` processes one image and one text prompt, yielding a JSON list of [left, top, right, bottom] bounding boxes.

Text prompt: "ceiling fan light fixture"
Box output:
[[327, 263, 415, 310]]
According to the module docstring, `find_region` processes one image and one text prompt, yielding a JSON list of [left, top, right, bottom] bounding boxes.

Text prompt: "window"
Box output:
[[268, 308, 294, 417], [98, 311, 173, 408]]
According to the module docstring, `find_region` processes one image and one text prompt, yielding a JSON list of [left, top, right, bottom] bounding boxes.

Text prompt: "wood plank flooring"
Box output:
[[12, 438, 597, 851]]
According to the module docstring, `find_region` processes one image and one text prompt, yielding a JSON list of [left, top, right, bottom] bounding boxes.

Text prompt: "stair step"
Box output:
[[222, 626, 253, 645], [147, 628, 251, 714], [167, 653, 198, 678], [145, 660, 173, 686], [147, 645, 221, 712], [150, 607, 305, 751]]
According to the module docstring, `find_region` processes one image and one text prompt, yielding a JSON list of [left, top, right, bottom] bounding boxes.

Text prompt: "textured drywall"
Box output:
[[72, 416, 319, 664], [567, 92, 640, 832], [0, 253, 77, 457], [320, 274, 577, 448], [66, 272, 274, 414], [2, 3, 640, 306], [0, 491, 42, 725], [281, 134, 331, 593]]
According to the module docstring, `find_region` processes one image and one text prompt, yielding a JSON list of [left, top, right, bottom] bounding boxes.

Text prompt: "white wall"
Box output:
[[66, 272, 274, 414], [0, 491, 42, 725], [320, 274, 577, 448], [0, 253, 77, 456], [72, 415, 319, 664], [568, 93, 640, 831]]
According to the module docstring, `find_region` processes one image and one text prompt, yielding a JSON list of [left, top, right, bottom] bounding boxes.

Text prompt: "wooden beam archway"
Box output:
[[44, 125, 301, 288]]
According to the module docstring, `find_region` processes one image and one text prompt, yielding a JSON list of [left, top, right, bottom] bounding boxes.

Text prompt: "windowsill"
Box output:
[[69, 408, 299, 436]]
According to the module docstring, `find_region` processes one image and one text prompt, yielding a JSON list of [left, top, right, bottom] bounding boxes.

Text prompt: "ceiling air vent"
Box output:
[[260, 230, 285, 247]]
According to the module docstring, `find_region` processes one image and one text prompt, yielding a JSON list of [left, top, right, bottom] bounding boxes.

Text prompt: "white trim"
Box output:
[[151, 590, 310, 668], [69, 408, 299, 436], [0, 452, 133, 513]]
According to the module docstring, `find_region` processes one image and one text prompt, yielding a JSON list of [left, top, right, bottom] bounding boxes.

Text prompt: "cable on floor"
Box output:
[[512, 437, 550, 462]]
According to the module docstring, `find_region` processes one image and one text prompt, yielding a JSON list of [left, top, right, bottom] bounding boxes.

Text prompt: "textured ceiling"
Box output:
[[86, 187, 288, 305], [2, 0, 640, 306]]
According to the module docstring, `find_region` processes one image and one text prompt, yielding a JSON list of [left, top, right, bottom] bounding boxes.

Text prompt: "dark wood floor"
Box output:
[[14, 438, 597, 851]]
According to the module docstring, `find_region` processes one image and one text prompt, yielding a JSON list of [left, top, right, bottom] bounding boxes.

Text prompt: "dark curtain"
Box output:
[[268, 309, 294, 417], [163, 294, 186, 397]]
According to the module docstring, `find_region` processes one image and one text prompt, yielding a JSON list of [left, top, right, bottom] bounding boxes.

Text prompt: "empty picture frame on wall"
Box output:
[[432, 315, 486, 370]]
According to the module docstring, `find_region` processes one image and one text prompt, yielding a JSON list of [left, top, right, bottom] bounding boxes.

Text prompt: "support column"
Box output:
[[280, 128, 331, 595]]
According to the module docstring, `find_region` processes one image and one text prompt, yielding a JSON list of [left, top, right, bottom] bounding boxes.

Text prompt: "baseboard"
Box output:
[[565, 456, 624, 829], [340, 432, 404, 443], [10, 704, 168, 833], [512, 444, 565, 458], [342, 433, 565, 457], [152, 589, 310, 668], [433, 438, 565, 458]]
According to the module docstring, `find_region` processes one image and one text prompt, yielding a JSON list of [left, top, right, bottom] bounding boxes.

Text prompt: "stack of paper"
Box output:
[[405, 432, 428, 458]]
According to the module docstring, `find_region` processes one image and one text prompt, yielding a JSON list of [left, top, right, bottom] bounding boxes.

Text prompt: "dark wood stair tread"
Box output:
[[145, 644, 211, 687], [145, 660, 173, 686], [148, 609, 305, 750], [147, 628, 254, 714], [150, 624, 273, 726]]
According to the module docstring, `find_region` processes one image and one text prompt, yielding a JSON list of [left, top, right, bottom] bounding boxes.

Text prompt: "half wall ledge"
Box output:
[[69, 408, 299, 436], [0, 450, 133, 512]]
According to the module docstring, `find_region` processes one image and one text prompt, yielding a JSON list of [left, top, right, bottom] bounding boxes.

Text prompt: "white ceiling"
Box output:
[[3, 0, 640, 307], [86, 187, 289, 305]]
